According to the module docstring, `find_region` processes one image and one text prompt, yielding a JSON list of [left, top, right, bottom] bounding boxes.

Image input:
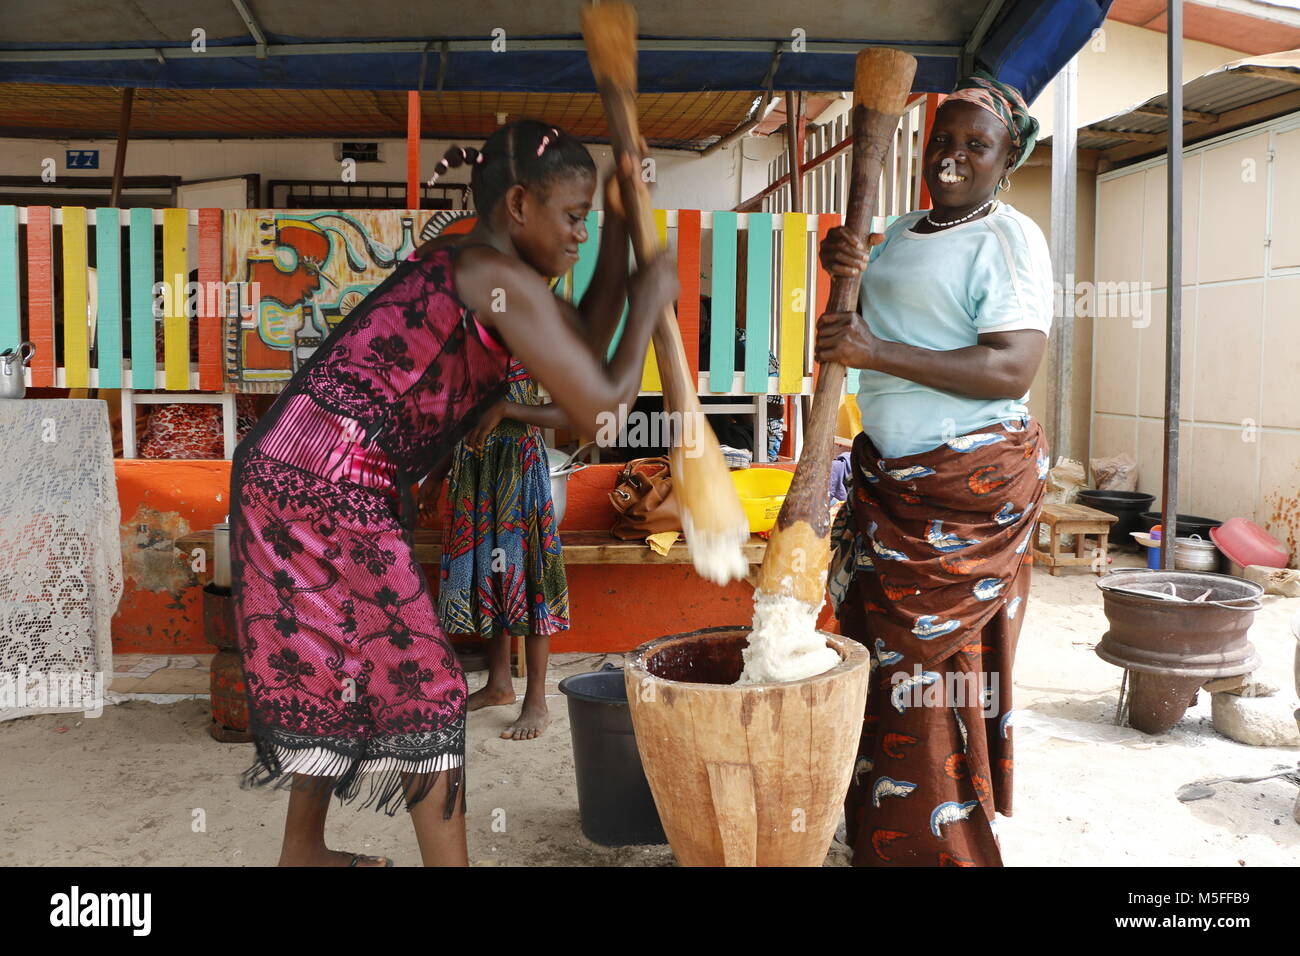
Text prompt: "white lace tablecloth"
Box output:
[[0, 400, 122, 720]]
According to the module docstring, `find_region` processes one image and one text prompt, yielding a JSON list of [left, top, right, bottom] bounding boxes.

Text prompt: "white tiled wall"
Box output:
[[1092, 112, 1300, 564]]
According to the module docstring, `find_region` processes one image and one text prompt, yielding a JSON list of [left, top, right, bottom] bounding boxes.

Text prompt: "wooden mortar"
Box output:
[[624, 626, 871, 866]]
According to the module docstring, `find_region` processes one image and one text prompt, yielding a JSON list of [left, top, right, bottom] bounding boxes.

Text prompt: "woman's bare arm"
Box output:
[[571, 177, 630, 357], [815, 312, 1046, 399], [457, 245, 674, 438], [462, 397, 569, 450], [503, 401, 568, 429]]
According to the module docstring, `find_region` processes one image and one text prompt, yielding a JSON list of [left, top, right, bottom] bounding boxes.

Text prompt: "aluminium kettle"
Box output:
[[0, 342, 35, 399]]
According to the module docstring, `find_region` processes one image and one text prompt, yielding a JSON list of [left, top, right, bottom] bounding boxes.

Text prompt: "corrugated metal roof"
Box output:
[[0, 0, 1113, 103], [1143, 71, 1300, 116], [1, 1, 984, 45], [1046, 50, 1300, 161]]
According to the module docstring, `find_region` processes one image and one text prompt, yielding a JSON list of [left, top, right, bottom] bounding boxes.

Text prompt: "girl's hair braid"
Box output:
[[427, 145, 484, 186]]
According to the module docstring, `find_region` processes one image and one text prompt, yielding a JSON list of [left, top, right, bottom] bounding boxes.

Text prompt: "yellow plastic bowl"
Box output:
[[730, 468, 795, 533]]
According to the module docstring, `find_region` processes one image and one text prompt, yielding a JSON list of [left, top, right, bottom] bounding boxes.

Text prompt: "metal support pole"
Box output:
[[406, 90, 421, 209], [1049, 56, 1078, 462], [230, 0, 269, 59], [1161, 0, 1184, 569]]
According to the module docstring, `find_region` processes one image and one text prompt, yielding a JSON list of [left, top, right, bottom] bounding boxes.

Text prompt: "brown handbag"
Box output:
[[609, 456, 682, 540]]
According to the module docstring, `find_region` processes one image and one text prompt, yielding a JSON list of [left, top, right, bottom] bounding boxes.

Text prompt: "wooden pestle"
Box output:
[[754, 48, 918, 607], [581, 1, 748, 584]]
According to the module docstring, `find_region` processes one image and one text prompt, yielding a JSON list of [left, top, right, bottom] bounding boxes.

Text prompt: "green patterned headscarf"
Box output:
[[944, 70, 1039, 173]]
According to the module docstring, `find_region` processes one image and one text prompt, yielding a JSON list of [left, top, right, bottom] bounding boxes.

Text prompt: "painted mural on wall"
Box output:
[[221, 209, 477, 391]]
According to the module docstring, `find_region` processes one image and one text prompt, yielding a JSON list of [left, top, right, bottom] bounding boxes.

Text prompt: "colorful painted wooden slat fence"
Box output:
[[197, 208, 223, 391], [61, 207, 90, 389], [128, 207, 156, 389], [571, 210, 600, 302], [812, 212, 842, 391], [675, 209, 701, 385], [162, 208, 189, 390], [778, 212, 808, 394], [742, 212, 773, 394], [94, 207, 123, 389], [640, 209, 669, 393], [708, 210, 737, 393], [0, 205, 879, 406], [25, 207, 55, 387], [0, 207, 19, 351]]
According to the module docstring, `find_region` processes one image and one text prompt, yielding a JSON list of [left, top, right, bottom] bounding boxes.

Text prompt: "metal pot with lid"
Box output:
[[546, 443, 594, 527], [1173, 534, 1221, 572]]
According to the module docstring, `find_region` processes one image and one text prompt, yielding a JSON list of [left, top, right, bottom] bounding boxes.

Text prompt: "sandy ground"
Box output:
[[1, 552, 1296, 867]]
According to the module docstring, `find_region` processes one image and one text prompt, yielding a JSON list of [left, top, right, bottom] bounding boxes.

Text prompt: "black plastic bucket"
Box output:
[[1077, 490, 1155, 544], [557, 663, 667, 847], [1139, 511, 1222, 540]]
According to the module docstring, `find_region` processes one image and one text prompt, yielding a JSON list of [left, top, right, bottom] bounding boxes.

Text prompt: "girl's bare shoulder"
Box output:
[[453, 245, 547, 317]]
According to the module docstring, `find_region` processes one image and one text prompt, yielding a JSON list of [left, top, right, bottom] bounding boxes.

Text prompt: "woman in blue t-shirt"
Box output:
[[819, 72, 1051, 869]]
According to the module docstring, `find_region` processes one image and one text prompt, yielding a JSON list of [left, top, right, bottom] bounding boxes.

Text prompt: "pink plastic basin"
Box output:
[[1209, 518, 1289, 569]]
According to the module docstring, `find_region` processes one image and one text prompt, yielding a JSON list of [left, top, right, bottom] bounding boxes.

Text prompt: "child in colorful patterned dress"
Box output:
[[438, 360, 575, 740], [433, 131, 635, 742]]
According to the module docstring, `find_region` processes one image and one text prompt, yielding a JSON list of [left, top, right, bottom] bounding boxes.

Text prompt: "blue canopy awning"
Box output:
[[0, 1, 1112, 103]]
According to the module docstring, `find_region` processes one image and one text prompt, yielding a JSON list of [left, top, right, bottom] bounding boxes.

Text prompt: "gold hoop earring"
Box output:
[[999, 175, 1011, 191]]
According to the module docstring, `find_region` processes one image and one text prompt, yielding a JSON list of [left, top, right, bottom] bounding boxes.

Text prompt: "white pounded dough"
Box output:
[[683, 508, 749, 585], [737, 591, 841, 684]]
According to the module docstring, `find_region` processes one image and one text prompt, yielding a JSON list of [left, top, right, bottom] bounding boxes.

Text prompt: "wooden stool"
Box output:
[[513, 634, 527, 679], [1033, 502, 1118, 576]]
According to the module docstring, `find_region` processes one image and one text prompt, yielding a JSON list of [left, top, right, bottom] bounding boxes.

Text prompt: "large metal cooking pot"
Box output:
[[1096, 569, 1262, 679], [547, 443, 594, 527]]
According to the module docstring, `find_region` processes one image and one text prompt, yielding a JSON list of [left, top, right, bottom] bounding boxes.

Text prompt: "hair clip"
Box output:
[[536, 127, 563, 158]]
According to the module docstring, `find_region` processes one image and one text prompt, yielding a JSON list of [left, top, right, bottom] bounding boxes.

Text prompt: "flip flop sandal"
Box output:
[[348, 853, 394, 867]]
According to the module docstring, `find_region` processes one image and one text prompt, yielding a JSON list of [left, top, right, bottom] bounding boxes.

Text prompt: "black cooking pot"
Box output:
[[1139, 511, 1222, 540], [1077, 490, 1155, 544]]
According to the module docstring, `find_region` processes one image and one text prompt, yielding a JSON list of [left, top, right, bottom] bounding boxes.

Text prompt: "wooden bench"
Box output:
[[175, 528, 768, 569], [1032, 502, 1118, 576], [176, 528, 769, 676]]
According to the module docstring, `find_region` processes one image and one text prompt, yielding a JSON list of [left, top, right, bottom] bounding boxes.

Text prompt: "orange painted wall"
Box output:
[[113, 459, 231, 654], [111, 458, 820, 655], [423, 460, 809, 652]]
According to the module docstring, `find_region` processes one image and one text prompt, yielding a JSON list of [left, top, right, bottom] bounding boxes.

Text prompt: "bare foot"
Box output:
[[501, 701, 550, 741], [467, 684, 517, 712], [279, 848, 391, 867]]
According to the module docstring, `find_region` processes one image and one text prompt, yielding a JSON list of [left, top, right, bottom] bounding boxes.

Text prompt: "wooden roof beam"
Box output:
[[1230, 66, 1300, 87], [1091, 128, 1166, 143], [1131, 105, 1219, 124]]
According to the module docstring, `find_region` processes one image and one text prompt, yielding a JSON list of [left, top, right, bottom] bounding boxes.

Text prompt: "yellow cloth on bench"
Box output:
[[647, 531, 679, 556]]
